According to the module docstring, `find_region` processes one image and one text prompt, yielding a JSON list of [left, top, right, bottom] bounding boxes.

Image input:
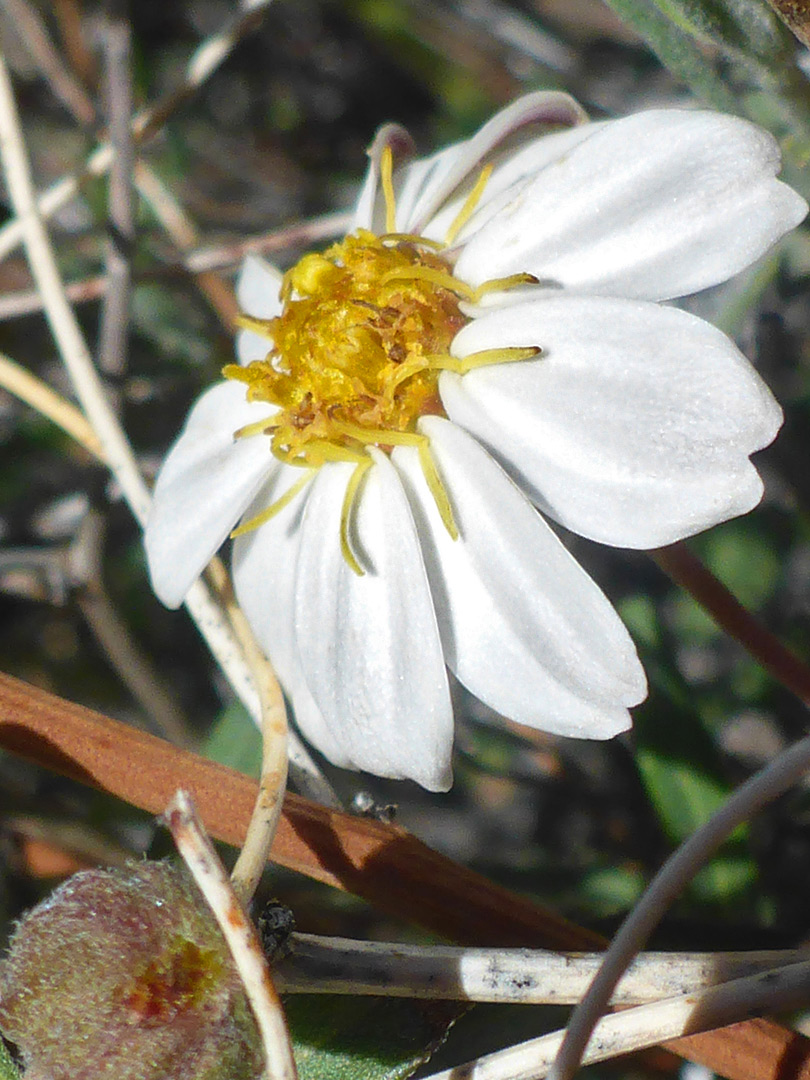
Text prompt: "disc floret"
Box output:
[[224, 229, 469, 466]]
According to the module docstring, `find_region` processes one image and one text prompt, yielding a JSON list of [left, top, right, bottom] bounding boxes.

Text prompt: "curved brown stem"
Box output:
[[653, 541, 810, 705]]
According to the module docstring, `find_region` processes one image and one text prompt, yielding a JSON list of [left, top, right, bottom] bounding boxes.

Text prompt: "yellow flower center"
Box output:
[[224, 147, 539, 574], [224, 229, 468, 464]]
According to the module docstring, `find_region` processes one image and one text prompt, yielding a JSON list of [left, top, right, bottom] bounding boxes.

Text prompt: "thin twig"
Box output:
[[654, 541, 810, 705], [204, 557, 341, 814], [184, 211, 352, 273], [276, 934, 805, 1004], [133, 159, 239, 328], [0, 0, 275, 264], [421, 959, 810, 1080], [0, 275, 107, 320], [0, 48, 319, 804], [3, 670, 810, 1080], [0, 0, 95, 125], [164, 790, 298, 1080], [51, 0, 97, 91], [0, 212, 351, 322], [68, 511, 196, 749], [206, 559, 290, 905], [97, 0, 135, 392], [0, 48, 151, 521], [547, 728, 810, 1080], [0, 351, 101, 457]]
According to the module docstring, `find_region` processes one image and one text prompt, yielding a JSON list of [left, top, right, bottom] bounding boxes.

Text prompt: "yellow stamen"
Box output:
[[380, 233, 446, 251], [444, 163, 494, 246], [233, 416, 278, 440], [234, 313, 276, 339], [230, 470, 314, 538], [330, 418, 457, 539], [226, 162, 544, 571], [470, 272, 539, 303], [380, 145, 397, 235], [291, 439, 369, 467], [381, 264, 474, 301], [385, 345, 541, 397], [340, 457, 373, 576], [418, 440, 458, 540]]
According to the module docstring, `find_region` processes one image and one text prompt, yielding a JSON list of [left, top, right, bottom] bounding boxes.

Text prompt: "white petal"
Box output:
[[235, 255, 284, 365], [456, 109, 808, 301], [404, 91, 588, 235], [232, 467, 347, 767], [420, 123, 601, 249], [294, 454, 453, 790], [444, 295, 782, 548], [351, 123, 416, 233], [394, 144, 462, 233], [393, 418, 645, 738], [144, 381, 278, 608]]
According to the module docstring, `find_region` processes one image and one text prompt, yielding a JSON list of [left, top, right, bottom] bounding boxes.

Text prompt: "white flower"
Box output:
[[145, 92, 807, 791]]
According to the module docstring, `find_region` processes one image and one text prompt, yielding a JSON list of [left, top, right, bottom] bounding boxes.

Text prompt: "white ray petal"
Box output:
[[235, 255, 284, 365], [456, 110, 808, 301], [294, 454, 453, 790], [405, 90, 587, 235], [351, 123, 416, 234], [232, 467, 346, 766], [421, 123, 601, 249], [444, 295, 782, 548], [394, 419, 645, 739], [145, 381, 277, 608]]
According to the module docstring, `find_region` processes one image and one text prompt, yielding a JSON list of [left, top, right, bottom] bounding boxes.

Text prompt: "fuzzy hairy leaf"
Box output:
[[286, 996, 459, 1080]]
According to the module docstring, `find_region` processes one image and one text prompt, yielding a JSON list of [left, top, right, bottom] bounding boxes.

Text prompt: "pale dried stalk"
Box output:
[[97, 2, 135, 386], [548, 728, 810, 1080], [0, 0, 276, 264], [165, 790, 298, 1080], [0, 351, 101, 457], [0, 275, 106, 320], [206, 559, 289, 905], [185, 211, 352, 273], [0, 44, 330, 804], [0, 43, 340, 808], [277, 934, 806, 1006], [421, 959, 810, 1080], [0, 0, 95, 125]]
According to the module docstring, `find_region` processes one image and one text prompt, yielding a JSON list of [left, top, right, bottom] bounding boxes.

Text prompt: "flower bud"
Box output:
[[0, 861, 263, 1080]]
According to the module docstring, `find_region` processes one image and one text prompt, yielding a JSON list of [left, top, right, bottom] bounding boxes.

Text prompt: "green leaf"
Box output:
[[632, 685, 747, 846], [602, 0, 739, 110], [649, 0, 789, 62], [700, 524, 781, 611], [579, 866, 646, 916], [0, 1041, 20, 1080], [636, 745, 742, 843], [202, 703, 262, 778], [286, 996, 459, 1080], [691, 854, 758, 903]]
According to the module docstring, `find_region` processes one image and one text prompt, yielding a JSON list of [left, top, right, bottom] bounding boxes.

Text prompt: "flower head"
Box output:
[[145, 92, 807, 790]]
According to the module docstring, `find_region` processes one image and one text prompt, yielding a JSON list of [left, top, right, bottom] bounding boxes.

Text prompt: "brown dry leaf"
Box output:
[[1, 670, 809, 1080]]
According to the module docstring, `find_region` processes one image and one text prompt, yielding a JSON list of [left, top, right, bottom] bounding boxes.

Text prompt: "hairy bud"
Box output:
[[0, 861, 263, 1080]]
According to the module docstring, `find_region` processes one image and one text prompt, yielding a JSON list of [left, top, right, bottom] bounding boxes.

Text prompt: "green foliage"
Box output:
[[578, 866, 646, 916], [286, 996, 458, 1080], [701, 524, 782, 611], [643, 0, 789, 62], [0, 1041, 20, 1080], [603, 0, 810, 168], [601, 0, 739, 110], [203, 703, 262, 778]]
